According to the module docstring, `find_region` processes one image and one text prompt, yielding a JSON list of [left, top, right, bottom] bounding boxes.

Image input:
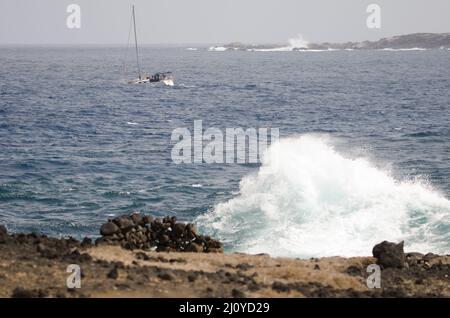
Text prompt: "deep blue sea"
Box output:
[[1, 46, 449, 257]]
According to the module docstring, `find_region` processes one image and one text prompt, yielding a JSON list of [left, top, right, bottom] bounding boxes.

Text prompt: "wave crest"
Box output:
[[197, 135, 450, 257]]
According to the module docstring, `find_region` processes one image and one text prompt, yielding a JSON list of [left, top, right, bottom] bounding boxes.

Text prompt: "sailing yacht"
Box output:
[[127, 5, 174, 86]]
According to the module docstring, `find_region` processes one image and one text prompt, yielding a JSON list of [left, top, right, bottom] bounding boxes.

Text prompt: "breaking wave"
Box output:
[[197, 135, 450, 258], [251, 34, 309, 52]]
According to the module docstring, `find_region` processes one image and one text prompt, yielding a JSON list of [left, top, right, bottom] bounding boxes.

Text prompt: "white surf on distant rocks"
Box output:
[[250, 35, 309, 52]]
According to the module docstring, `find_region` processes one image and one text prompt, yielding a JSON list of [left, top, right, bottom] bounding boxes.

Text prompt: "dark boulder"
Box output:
[[372, 241, 405, 269], [172, 223, 186, 236], [159, 234, 170, 245], [0, 225, 7, 235], [130, 213, 143, 225], [141, 215, 153, 225], [186, 224, 197, 238], [113, 216, 135, 233], [100, 222, 120, 236]]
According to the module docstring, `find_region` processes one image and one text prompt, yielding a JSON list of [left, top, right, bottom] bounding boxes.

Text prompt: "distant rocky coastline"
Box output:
[[0, 214, 449, 298], [209, 33, 450, 51]]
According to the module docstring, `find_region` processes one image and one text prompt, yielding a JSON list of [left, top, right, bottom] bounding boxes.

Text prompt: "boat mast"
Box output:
[[132, 5, 142, 80]]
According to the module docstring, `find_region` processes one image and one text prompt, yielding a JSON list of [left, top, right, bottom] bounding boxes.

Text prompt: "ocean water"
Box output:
[[0, 46, 449, 257]]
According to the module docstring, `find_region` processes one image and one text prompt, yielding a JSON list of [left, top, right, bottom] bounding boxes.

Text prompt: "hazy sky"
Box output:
[[0, 0, 449, 45]]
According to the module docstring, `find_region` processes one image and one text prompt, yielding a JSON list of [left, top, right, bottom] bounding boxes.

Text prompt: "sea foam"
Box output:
[[197, 135, 450, 258], [251, 34, 309, 52]]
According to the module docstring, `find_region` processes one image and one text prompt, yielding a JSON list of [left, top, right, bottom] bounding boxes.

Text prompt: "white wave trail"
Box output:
[[196, 135, 450, 258]]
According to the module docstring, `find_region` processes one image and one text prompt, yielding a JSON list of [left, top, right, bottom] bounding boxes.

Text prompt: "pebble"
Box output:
[[107, 268, 119, 279], [272, 281, 290, 293], [158, 270, 176, 281]]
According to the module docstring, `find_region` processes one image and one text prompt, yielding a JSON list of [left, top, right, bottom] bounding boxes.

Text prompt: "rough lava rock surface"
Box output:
[[372, 241, 406, 269], [97, 213, 223, 253]]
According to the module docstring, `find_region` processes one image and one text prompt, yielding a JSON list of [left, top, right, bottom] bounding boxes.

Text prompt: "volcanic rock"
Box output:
[[130, 213, 143, 225], [96, 213, 223, 254], [100, 222, 120, 236], [113, 216, 135, 233], [107, 267, 119, 279], [372, 241, 406, 269], [158, 270, 176, 281], [141, 215, 153, 225], [272, 281, 290, 293]]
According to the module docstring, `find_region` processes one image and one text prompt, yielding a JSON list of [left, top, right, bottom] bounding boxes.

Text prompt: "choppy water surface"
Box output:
[[0, 46, 449, 256]]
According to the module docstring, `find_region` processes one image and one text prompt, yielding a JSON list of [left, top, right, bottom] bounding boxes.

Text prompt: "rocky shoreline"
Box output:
[[97, 213, 223, 253], [213, 33, 450, 51], [0, 214, 449, 298]]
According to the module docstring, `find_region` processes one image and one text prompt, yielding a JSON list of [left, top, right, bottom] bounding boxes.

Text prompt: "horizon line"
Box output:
[[1, 32, 449, 47]]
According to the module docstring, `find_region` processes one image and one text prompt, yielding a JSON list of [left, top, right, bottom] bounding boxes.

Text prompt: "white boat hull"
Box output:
[[128, 78, 174, 86]]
